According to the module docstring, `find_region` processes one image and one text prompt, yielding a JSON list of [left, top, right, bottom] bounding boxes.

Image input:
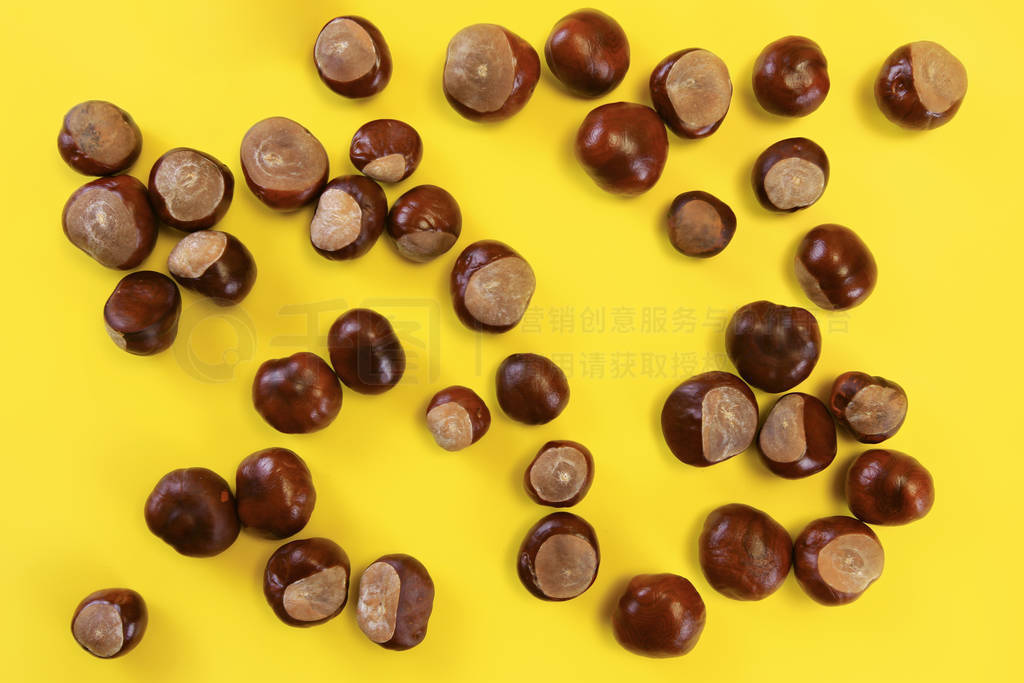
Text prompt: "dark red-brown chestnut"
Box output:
[[612, 574, 705, 658], [386, 185, 461, 263], [661, 371, 758, 467], [650, 49, 732, 138], [666, 191, 736, 257], [725, 300, 821, 393], [425, 385, 491, 451], [327, 308, 405, 394], [757, 392, 837, 478], [62, 175, 156, 269], [356, 554, 435, 650], [314, 16, 392, 98], [753, 36, 830, 117], [875, 41, 967, 130], [309, 175, 387, 260], [517, 512, 599, 601], [240, 117, 328, 211], [699, 503, 792, 600], [71, 588, 147, 658], [443, 24, 540, 122], [544, 9, 630, 98], [524, 440, 594, 507], [795, 224, 877, 310], [264, 538, 350, 627], [575, 102, 668, 196], [58, 100, 142, 176], [236, 448, 316, 539], [829, 372, 907, 443], [349, 119, 422, 183], [751, 137, 829, 212], [167, 230, 256, 305], [794, 516, 884, 606], [847, 449, 934, 525], [252, 352, 343, 434], [496, 353, 570, 425], [103, 271, 181, 355], [144, 467, 240, 557], [148, 148, 233, 231], [450, 240, 536, 333]]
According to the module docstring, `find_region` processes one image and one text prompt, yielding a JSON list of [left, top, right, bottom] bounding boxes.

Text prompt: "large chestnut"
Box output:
[[236, 448, 316, 539], [517, 511, 599, 601], [103, 271, 181, 355], [611, 574, 705, 658], [725, 300, 821, 393], [327, 308, 405, 394], [349, 119, 422, 183], [240, 117, 328, 211], [699, 504, 792, 601], [496, 353, 570, 425], [425, 385, 491, 451], [144, 467, 240, 557], [62, 175, 156, 269], [753, 36, 830, 117], [58, 100, 142, 176], [148, 147, 233, 230], [71, 588, 147, 658], [252, 352, 343, 434], [314, 16, 391, 98], [386, 185, 462, 263], [443, 24, 540, 122], [650, 49, 732, 138], [795, 224, 877, 310], [544, 9, 629, 98], [450, 240, 536, 333], [167, 230, 256, 305], [524, 440, 594, 507], [757, 392, 837, 478], [310, 175, 387, 261], [829, 371, 907, 443], [751, 137, 829, 212], [264, 537, 350, 627], [575, 102, 668, 196], [356, 554, 434, 650], [847, 449, 934, 525], [661, 371, 758, 467], [875, 41, 967, 130], [666, 191, 736, 258], [794, 516, 884, 606]]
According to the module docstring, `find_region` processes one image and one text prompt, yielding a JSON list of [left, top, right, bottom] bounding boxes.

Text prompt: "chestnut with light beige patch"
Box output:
[[517, 511, 599, 601], [752, 138, 829, 213], [356, 561, 401, 643], [829, 371, 908, 443], [167, 230, 256, 305], [667, 191, 736, 258], [650, 49, 732, 138], [387, 184, 462, 263], [875, 41, 967, 130], [311, 188, 362, 252], [282, 566, 349, 622], [58, 100, 142, 175], [759, 394, 805, 464], [62, 176, 157, 269], [70, 588, 148, 659], [169, 230, 227, 279], [425, 385, 491, 451], [909, 42, 967, 113], [240, 117, 328, 210], [662, 371, 758, 467], [355, 554, 434, 650], [757, 392, 837, 479], [149, 148, 233, 230], [315, 19, 377, 83], [794, 516, 884, 605], [700, 386, 759, 463], [463, 257, 536, 327], [525, 440, 594, 507], [443, 24, 540, 122], [263, 537, 350, 627], [817, 534, 884, 595]]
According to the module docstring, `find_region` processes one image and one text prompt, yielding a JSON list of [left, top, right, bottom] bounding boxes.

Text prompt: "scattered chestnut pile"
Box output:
[[61, 8, 957, 662]]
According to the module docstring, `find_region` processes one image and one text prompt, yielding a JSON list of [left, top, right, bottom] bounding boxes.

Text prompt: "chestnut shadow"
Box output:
[[780, 229, 812, 304], [600, 574, 633, 622], [831, 452, 857, 503], [855, 65, 908, 140], [738, 65, 788, 125]]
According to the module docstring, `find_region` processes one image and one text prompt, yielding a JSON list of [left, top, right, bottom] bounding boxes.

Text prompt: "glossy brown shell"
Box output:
[[757, 392, 837, 478], [666, 190, 737, 258], [846, 449, 934, 525], [310, 175, 387, 261], [829, 371, 907, 443], [360, 554, 435, 650], [795, 224, 877, 310], [103, 271, 181, 355], [752, 36, 830, 117], [144, 467, 240, 557], [612, 574, 705, 657], [236, 448, 316, 539], [544, 9, 629, 98], [349, 119, 422, 183], [252, 352, 343, 434], [725, 301, 821, 393], [496, 353, 570, 425], [875, 42, 966, 130], [660, 371, 757, 466], [575, 102, 668, 195], [264, 538, 350, 627], [699, 503, 792, 600], [450, 240, 535, 333], [327, 308, 405, 394], [168, 231, 256, 306]]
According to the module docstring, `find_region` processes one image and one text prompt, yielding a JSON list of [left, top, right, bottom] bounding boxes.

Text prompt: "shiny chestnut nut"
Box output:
[[517, 512, 599, 601], [310, 175, 387, 261], [144, 467, 240, 557], [666, 191, 736, 258], [264, 538, 350, 626], [148, 148, 233, 231], [167, 230, 256, 305], [58, 100, 142, 176], [314, 16, 391, 98], [829, 371, 907, 443], [661, 371, 758, 467], [650, 49, 732, 138], [575, 102, 668, 196], [236, 448, 316, 539], [62, 175, 156, 269], [450, 240, 536, 333], [544, 9, 629, 98], [240, 117, 328, 211], [751, 137, 829, 212], [612, 574, 705, 658], [443, 24, 540, 122], [795, 224, 877, 311], [71, 588, 147, 658], [252, 352, 343, 434], [349, 119, 422, 184], [327, 308, 405, 394], [524, 440, 594, 507], [699, 504, 791, 600], [425, 385, 491, 451], [386, 185, 461, 263], [725, 300, 821, 393], [875, 41, 967, 130], [103, 271, 181, 355], [356, 554, 434, 650], [753, 36, 830, 117], [496, 353, 570, 425], [757, 393, 837, 478], [794, 516, 884, 605], [846, 450, 935, 525]]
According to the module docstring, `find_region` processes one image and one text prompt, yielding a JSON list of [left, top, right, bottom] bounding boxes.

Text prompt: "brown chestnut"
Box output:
[[58, 100, 142, 176], [875, 41, 967, 130], [575, 102, 668, 196], [148, 148, 233, 231], [751, 137, 829, 212], [829, 371, 907, 443], [425, 385, 491, 451], [264, 538, 350, 626], [310, 175, 387, 261], [236, 448, 316, 539], [666, 191, 736, 258], [103, 271, 181, 355], [356, 554, 434, 650], [314, 16, 391, 98], [62, 175, 156, 269], [144, 467, 240, 557], [240, 117, 328, 211], [524, 440, 594, 507], [699, 503, 791, 601], [611, 574, 705, 658], [661, 371, 758, 467], [544, 9, 629, 98], [349, 119, 422, 183], [846, 449, 934, 525], [725, 300, 822, 393], [650, 49, 732, 138], [757, 393, 837, 478], [386, 185, 461, 263], [327, 308, 405, 394], [443, 24, 540, 122], [496, 353, 570, 425], [753, 36, 830, 117], [71, 588, 147, 658], [517, 511, 599, 601], [167, 230, 256, 305], [450, 240, 536, 333], [252, 352, 342, 434], [795, 224, 877, 311], [794, 516, 884, 605]]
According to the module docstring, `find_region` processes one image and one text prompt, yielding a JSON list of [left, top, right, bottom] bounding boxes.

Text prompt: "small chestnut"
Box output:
[[725, 300, 822, 393], [450, 240, 536, 333], [425, 385, 491, 451], [846, 449, 934, 525], [666, 191, 736, 258], [575, 102, 668, 196], [310, 175, 387, 261], [443, 24, 540, 122], [349, 119, 422, 183], [327, 308, 405, 394], [757, 392, 837, 478], [752, 36, 830, 117], [795, 224, 877, 311], [252, 352, 343, 434], [71, 588, 147, 658], [148, 148, 233, 231], [544, 9, 629, 98], [699, 503, 792, 600], [386, 185, 462, 263], [661, 371, 758, 467], [829, 371, 907, 443], [264, 538, 350, 626], [144, 467, 240, 557], [236, 448, 316, 539], [240, 117, 328, 211], [517, 511, 599, 601], [314, 16, 391, 98], [650, 49, 732, 138], [794, 516, 884, 606], [103, 271, 181, 355], [356, 554, 434, 650], [496, 353, 570, 425], [611, 574, 705, 658], [751, 137, 829, 212], [875, 41, 967, 130], [58, 100, 142, 176], [167, 230, 256, 305], [62, 175, 157, 269], [524, 440, 594, 507]]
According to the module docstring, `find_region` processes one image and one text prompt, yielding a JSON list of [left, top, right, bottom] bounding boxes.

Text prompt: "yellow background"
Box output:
[[1, 0, 1020, 680]]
